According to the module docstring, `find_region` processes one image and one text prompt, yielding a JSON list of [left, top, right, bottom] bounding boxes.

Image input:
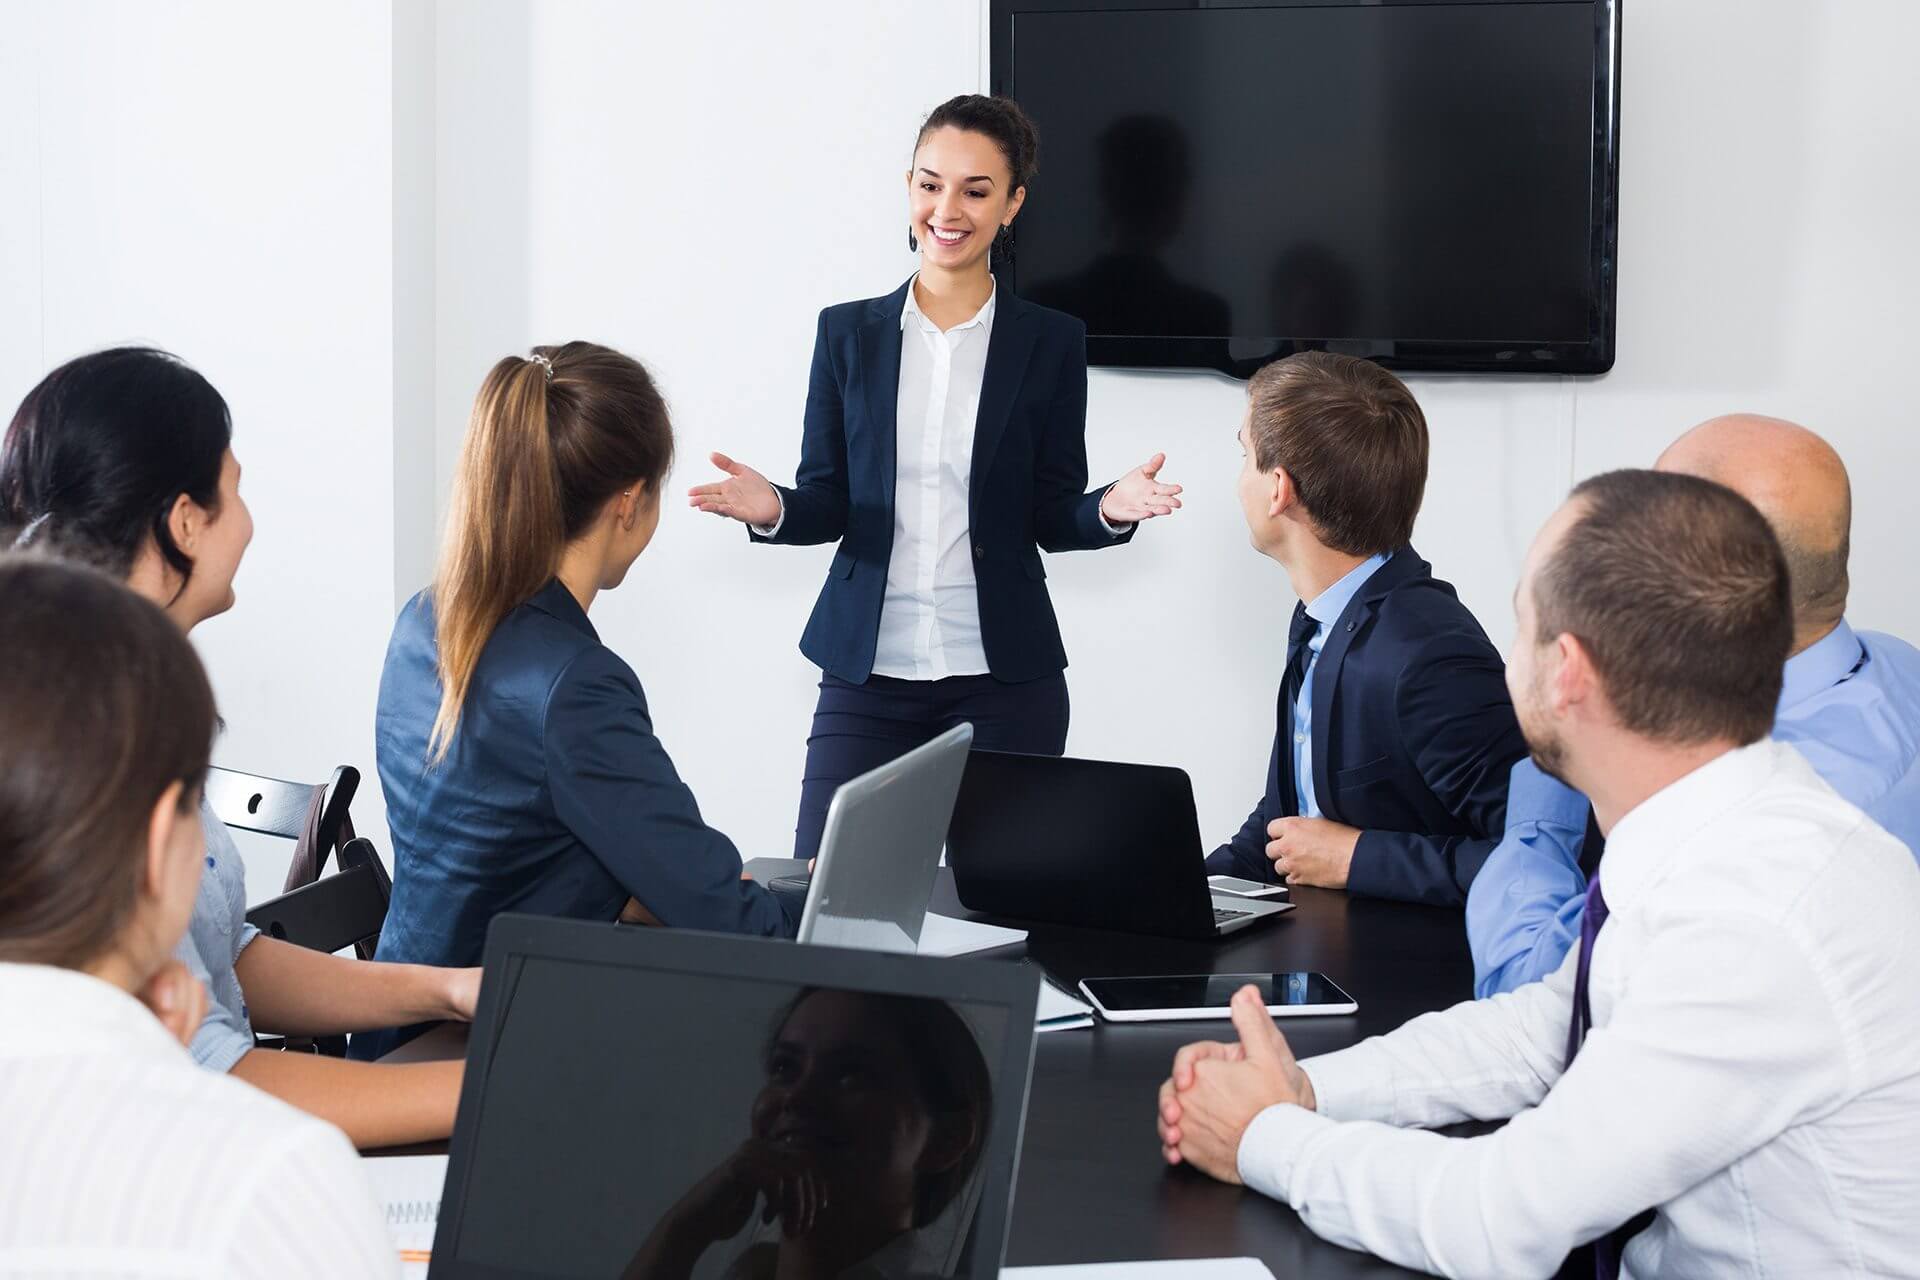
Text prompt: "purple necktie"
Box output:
[[1564, 876, 1646, 1280], [1564, 876, 1609, 1068]]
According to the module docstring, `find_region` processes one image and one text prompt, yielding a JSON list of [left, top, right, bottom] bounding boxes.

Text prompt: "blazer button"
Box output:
[[975, 545, 986, 561]]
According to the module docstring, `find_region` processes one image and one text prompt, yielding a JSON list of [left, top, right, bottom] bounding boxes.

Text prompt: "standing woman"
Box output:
[[693, 94, 1181, 861]]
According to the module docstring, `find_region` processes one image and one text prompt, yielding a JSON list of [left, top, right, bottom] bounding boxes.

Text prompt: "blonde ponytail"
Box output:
[[427, 343, 673, 762]]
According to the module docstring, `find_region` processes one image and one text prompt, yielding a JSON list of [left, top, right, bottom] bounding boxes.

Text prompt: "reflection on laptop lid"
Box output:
[[797, 723, 974, 954], [432, 916, 1040, 1280]]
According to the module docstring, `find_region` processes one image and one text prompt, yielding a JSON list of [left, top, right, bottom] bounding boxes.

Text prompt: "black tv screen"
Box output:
[[992, 0, 1621, 376]]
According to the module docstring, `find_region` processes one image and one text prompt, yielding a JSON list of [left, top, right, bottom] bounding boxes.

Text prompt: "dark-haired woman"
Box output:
[[625, 989, 992, 1280], [692, 94, 1181, 862], [0, 557, 394, 1276], [359, 342, 793, 1060], [2, 346, 475, 1149]]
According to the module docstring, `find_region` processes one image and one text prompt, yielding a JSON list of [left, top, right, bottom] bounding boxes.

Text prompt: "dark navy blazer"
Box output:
[[1204, 548, 1528, 906], [751, 280, 1132, 684], [355, 580, 792, 1058]]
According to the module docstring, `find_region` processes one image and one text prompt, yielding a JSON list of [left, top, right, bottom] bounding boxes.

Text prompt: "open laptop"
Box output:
[[431, 915, 1040, 1279], [946, 751, 1294, 940], [793, 723, 974, 954]]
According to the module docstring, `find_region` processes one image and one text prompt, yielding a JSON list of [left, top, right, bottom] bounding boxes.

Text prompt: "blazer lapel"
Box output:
[[860, 288, 907, 524], [1309, 547, 1429, 820], [970, 293, 1039, 517]]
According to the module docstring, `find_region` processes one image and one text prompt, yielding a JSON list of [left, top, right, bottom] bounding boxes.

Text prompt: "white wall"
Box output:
[[9, 1, 1918, 884], [444, 0, 1920, 863], [0, 0, 410, 897]]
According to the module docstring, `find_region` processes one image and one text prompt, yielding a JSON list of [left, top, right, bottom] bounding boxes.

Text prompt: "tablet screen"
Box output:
[[1082, 972, 1351, 1012]]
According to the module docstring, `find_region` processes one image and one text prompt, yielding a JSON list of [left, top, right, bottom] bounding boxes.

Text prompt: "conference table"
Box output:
[[379, 865, 1482, 1278]]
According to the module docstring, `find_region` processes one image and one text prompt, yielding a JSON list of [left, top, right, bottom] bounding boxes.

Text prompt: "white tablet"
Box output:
[[1078, 972, 1357, 1022]]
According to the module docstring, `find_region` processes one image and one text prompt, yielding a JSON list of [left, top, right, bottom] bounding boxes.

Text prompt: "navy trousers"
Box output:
[[791, 670, 1070, 861]]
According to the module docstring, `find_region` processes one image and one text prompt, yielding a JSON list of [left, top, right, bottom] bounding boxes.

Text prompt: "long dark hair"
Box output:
[[0, 556, 217, 969], [768, 989, 994, 1227], [0, 347, 231, 587], [431, 342, 674, 760]]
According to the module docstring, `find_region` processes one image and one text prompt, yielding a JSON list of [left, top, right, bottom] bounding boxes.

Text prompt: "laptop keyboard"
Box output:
[[1212, 906, 1253, 924]]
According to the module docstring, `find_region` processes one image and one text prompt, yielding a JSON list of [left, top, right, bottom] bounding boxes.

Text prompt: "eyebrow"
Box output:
[[918, 167, 996, 185]]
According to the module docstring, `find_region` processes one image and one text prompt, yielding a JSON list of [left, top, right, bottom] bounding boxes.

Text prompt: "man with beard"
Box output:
[[1155, 470, 1920, 1278]]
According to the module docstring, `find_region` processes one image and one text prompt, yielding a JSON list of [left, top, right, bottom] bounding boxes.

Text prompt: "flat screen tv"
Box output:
[[991, 0, 1622, 376]]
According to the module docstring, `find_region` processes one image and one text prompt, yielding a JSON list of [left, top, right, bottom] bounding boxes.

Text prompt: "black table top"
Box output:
[[381, 867, 1478, 1277]]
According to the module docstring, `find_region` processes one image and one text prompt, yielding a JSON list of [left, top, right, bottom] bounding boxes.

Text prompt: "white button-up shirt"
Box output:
[[870, 277, 997, 679], [1237, 738, 1920, 1279], [0, 962, 397, 1278]]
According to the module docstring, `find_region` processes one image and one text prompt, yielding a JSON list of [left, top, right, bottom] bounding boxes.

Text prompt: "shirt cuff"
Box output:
[[1297, 1050, 1393, 1123], [1237, 1102, 1335, 1203], [1097, 484, 1131, 536], [1506, 757, 1589, 829], [749, 488, 786, 539]]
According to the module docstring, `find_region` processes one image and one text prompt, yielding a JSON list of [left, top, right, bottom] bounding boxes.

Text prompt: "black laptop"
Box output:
[[946, 751, 1294, 940], [430, 915, 1041, 1279]]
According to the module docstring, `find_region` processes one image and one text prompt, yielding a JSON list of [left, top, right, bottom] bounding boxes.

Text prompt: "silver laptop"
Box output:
[[794, 722, 975, 953]]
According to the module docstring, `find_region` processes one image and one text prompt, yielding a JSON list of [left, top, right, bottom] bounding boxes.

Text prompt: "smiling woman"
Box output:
[[689, 93, 1185, 863]]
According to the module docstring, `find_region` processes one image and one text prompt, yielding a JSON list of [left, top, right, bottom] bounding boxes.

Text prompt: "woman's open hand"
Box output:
[[1100, 453, 1183, 525], [688, 452, 781, 527]]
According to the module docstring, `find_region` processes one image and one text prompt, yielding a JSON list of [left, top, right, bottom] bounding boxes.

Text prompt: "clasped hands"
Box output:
[[1265, 815, 1361, 888], [1157, 985, 1317, 1183]]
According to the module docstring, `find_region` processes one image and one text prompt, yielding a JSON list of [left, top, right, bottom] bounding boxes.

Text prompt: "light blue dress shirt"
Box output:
[[175, 799, 259, 1071], [1293, 553, 1389, 818], [1467, 618, 1920, 997]]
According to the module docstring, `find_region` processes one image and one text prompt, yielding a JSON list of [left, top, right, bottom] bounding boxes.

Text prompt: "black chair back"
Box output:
[[204, 763, 359, 890]]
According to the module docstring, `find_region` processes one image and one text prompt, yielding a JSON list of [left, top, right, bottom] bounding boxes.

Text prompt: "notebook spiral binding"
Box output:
[[387, 1199, 439, 1226]]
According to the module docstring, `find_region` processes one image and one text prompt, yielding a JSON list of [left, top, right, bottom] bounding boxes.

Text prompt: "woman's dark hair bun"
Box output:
[[915, 94, 1040, 193]]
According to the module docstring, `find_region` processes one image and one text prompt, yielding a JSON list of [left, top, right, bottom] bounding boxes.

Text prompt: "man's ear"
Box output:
[[1554, 632, 1594, 717], [143, 780, 189, 902], [1269, 466, 1299, 520]]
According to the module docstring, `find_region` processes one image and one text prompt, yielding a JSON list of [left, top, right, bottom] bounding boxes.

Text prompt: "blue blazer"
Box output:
[[751, 280, 1132, 684], [1204, 548, 1528, 906], [355, 581, 792, 1058]]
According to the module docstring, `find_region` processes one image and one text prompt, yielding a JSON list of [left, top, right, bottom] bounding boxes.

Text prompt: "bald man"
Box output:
[[1467, 414, 1920, 997]]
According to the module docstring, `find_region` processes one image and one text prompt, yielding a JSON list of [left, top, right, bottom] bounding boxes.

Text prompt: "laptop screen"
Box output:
[[439, 944, 1024, 1279]]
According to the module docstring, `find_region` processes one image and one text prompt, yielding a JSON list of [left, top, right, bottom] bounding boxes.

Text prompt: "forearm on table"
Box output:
[[236, 936, 461, 1036], [229, 1051, 463, 1150]]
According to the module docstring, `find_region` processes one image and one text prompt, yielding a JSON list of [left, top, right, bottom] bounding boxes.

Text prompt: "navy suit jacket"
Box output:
[[356, 581, 792, 1058], [1204, 548, 1528, 906], [751, 280, 1132, 684]]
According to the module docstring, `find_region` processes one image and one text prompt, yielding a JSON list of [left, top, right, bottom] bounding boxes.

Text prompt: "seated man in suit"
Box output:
[[1468, 413, 1920, 996], [1159, 470, 1920, 1277], [1203, 352, 1528, 906]]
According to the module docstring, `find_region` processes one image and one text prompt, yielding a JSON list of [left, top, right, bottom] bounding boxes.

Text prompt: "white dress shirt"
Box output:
[[0, 962, 396, 1279], [871, 276, 997, 679], [1236, 739, 1920, 1279]]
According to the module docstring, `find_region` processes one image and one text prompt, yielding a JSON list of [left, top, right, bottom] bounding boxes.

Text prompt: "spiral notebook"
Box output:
[[362, 1153, 447, 1277]]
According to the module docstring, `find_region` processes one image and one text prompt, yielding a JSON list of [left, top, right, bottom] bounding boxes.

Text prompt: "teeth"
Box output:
[[931, 227, 966, 242]]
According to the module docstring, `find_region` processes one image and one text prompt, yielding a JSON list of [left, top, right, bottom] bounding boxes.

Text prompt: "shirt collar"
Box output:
[[524, 578, 600, 641], [900, 272, 997, 336], [1304, 552, 1390, 629], [0, 962, 183, 1064], [1593, 738, 1785, 913], [1778, 618, 1864, 716]]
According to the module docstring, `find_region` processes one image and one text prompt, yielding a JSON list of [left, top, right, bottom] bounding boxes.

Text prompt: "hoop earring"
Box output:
[[908, 228, 919, 253]]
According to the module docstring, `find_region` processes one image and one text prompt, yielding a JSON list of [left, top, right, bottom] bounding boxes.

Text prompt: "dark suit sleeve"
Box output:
[[542, 647, 795, 937], [752, 308, 848, 548], [1345, 631, 1528, 907], [1031, 318, 1135, 553], [1205, 730, 1284, 882]]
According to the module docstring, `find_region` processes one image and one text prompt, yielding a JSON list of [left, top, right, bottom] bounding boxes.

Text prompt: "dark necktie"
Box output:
[[1564, 877, 1650, 1280], [1278, 603, 1318, 816]]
